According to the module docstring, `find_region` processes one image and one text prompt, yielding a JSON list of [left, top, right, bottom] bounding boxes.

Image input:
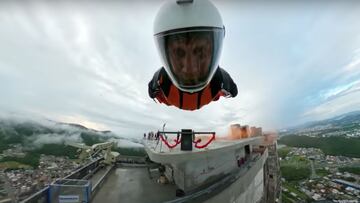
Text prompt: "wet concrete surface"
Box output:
[[92, 167, 177, 203]]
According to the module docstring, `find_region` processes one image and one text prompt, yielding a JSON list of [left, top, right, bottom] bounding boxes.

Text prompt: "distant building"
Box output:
[[229, 124, 262, 139], [230, 124, 242, 139], [240, 125, 250, 138], [250, 127, 263, 137], [262, 132, 277, 146]]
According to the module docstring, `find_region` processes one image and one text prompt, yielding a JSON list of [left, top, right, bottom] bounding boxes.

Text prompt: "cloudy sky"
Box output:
[[1, 0, 360, 138]]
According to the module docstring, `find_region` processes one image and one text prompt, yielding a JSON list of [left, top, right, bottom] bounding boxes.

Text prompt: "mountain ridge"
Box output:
[[0, 117, 143, 152]]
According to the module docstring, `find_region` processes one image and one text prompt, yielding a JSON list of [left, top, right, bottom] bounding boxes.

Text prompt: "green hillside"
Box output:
[[279, 135, 360, 158], [0, 119, 145, 168], [280, 155, 311, 181]]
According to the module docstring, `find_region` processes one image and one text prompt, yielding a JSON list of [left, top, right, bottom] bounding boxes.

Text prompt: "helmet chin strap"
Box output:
[[176, 0, 193, 4]]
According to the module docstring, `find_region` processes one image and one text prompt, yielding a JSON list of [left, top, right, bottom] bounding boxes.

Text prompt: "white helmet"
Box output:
[[154, 0, 225, 93]]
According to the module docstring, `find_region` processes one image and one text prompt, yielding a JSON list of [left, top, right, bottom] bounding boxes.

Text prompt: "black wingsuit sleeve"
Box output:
[[219, 67, 238, 97], [148, 68, 161, 98]]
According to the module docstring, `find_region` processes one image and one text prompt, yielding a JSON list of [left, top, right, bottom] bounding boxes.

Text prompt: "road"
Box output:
[[310, 160, 318, 179]]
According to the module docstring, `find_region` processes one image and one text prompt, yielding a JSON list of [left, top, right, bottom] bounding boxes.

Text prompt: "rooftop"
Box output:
[[92, 167, 177, 203]]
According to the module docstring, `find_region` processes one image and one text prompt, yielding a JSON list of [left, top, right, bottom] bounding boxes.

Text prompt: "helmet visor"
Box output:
[[155, 27, 224, 92]]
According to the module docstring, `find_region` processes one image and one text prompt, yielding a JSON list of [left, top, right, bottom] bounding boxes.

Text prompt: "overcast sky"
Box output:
[[1, 0, 360, 138]]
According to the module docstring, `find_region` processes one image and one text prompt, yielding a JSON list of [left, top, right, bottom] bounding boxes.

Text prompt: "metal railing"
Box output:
[[152, 130, 216, 153], [21, 158, 103, 203], [91, 166, 114, 197]]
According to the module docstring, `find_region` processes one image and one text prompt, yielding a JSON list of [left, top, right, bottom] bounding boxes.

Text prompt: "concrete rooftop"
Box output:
[[92, 167, 177, 203]]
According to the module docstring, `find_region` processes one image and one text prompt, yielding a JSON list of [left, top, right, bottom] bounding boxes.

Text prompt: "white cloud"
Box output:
[[319, 80, 360, 101], [31, 133, 82, 147], [302, 90, 360, 121], [108, 138, 144, 149], [1, 0, 360, 136]]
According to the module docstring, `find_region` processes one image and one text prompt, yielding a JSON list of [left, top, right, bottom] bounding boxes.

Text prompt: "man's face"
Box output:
[[167, 32, 213, 86]]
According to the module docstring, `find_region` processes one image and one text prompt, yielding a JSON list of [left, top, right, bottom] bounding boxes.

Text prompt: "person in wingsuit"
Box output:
[[148, 0, 237, 111]]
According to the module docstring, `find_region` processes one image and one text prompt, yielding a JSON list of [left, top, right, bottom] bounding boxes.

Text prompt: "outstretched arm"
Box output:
[[219, 67, 238, 97], [148, 68, 162, 99], [148, 67, 170, 105]]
